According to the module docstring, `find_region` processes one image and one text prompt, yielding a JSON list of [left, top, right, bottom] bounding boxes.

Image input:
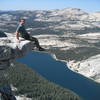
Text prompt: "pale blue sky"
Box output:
[[0, 0, 100, 12]]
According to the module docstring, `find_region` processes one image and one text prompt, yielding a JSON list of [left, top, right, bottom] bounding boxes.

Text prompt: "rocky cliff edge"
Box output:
[[0, 33, 33, 70]]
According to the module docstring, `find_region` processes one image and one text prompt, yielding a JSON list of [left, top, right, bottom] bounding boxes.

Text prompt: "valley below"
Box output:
[[36, 32, 100, 83]]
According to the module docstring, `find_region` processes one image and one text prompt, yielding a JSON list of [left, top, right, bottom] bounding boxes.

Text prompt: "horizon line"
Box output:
[[0, 7, 100, 13]]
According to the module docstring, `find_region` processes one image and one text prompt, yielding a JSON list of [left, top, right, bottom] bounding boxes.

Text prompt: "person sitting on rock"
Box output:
[[15, 18, 45, 51]]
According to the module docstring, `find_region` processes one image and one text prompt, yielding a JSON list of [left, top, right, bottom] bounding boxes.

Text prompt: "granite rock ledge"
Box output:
[[0, 34, 33, 70]]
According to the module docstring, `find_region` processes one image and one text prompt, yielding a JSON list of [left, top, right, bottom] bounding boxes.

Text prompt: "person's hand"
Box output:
[[17, 39, 20, 43]]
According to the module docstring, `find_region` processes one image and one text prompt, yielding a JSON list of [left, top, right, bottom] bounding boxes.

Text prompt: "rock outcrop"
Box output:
[[0, 31, 7, 37], [0, 33, 33, 70], [68, 54, 100, 83]]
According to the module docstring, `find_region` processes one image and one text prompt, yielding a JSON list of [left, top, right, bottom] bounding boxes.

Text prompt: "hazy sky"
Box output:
[[0, 0, 100, 12]]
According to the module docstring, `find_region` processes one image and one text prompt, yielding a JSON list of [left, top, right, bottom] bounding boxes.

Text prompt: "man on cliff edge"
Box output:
[[15, 18, 45, 51]]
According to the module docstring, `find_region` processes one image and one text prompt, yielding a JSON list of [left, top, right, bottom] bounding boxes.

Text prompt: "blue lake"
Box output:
[[17, 51, 100, 100]]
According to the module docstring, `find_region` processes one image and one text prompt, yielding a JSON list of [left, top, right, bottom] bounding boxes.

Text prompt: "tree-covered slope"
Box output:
[[0, 61, 82, 100]]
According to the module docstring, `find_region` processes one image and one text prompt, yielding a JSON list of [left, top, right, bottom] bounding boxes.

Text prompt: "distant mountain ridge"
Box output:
[[0, 8, 100, 34]]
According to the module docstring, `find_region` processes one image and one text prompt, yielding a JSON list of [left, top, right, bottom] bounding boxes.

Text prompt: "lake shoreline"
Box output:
[[48, 51, 100, 84]]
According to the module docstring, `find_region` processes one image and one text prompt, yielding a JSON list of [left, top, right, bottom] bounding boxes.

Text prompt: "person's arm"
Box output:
[[16, 31, 19, 40], [16, 25, 21, 43]]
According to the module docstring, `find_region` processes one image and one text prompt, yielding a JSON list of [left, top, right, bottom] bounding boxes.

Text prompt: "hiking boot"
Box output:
[[39, 47, 45, 51]]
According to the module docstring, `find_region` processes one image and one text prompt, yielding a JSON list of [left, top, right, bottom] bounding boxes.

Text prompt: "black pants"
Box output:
[[22, 34, 40, 48]]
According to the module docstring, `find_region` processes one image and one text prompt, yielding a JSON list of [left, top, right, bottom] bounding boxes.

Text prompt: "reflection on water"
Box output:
[[17, 51, 100, 100]]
